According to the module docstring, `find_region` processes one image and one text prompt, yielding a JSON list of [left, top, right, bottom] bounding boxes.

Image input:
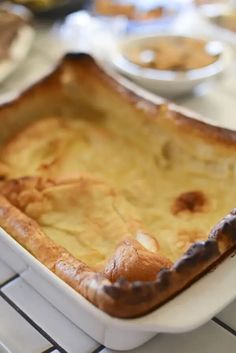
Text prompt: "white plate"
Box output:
[[0, 24, 34, 84]]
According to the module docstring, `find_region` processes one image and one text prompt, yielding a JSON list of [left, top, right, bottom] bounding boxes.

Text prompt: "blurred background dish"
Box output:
[[195, 0, 230, 5], [94, 0, 166, 21], [93, 0, 187, 33], [111, 34, 232, 97], [198, 1, 236, 48], [0, 4, 34, 84], [215, 10, 236, 32], [9, 0, 86, 19], [0, 0, 235, 99]]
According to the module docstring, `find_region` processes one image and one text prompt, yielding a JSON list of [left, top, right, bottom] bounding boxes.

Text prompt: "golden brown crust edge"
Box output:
[[0, 54, 236, 317], [0, 193, 236, 318], [64, 53, 236, 148], [0, 52, 236, 149]]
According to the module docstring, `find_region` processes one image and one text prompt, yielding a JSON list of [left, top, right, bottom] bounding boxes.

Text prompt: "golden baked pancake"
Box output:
[[1, 115, 236, 265], [0, 54, 236, 318]]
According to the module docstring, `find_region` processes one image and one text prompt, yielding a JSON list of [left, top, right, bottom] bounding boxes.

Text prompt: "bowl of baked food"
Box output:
[[111, 34, 232, 97], [0, 4, 34, 84], [93, 0, 184, 33]]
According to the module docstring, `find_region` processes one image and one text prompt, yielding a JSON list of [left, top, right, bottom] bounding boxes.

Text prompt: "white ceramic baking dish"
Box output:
[[0, 53, 236, 351], [0, 226, 236, 351]]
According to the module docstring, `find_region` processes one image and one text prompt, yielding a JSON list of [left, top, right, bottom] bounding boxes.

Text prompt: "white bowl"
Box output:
[[111, 34, 233, 98]]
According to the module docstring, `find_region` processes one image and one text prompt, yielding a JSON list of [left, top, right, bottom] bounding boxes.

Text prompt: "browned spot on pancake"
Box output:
[[172, 191, 207, 215]]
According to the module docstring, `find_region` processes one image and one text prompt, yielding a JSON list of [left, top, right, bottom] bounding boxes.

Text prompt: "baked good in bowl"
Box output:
[[94, 0, 164, 21], [0, 53, 236, 318], [111, 34, 231, 97], [123, 36, 221, 71]]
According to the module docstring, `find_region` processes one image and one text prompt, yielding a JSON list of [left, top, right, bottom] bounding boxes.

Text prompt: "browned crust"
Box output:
[[0, 53, 236, 148], [171, 191, 207, 215], [64, 53, 236, 148], [0, 54, 236, 318], [0, 192, 236, 318]]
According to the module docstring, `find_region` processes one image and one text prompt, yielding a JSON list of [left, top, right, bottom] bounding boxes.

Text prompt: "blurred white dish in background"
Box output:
[[199, 3, 236, 50], [93, 0, 188, 34], [0, 24, 34, 84], [110, 34, 233, 98]]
